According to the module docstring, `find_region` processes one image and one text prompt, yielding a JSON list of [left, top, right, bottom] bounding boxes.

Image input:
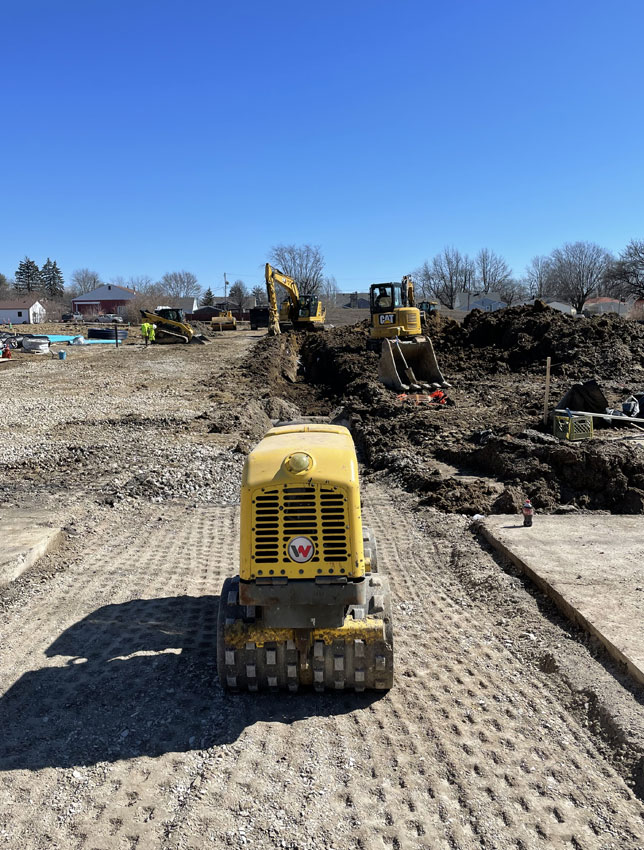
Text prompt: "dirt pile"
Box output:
[[299, 316, 644, 515], [432, 302, 644, 379]]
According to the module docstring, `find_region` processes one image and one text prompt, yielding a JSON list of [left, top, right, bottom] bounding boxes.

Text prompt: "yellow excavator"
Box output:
[[140, 307, 209, 344], [368, 276, 448, 392], [217, 422, 393, 692], [265, 263, 326, 335]]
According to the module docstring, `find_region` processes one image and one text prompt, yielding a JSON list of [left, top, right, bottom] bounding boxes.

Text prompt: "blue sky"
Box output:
[[1, 0, 642, 295]]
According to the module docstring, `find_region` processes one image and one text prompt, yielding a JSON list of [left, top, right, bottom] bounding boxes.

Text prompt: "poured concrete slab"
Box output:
[[479, 515, 644, 685], [0, 511, 63, 587]]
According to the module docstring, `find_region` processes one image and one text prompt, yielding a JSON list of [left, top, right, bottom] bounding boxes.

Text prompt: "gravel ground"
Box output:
[[0, 328, 643, 849]]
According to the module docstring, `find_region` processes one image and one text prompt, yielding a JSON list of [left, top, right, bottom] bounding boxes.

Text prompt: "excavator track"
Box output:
[[217, 575, 393, 693]]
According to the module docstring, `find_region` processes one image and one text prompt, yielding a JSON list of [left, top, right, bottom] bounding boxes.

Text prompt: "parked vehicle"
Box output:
[[97, 314, 124, 323], [62, 312, 83, 322], [249, 306, 270, 330]]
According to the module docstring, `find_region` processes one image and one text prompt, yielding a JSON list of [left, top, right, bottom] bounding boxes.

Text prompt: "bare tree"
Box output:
[[70, 268, 101, 295], [603, 239, 644, 300], [126, 274, 155, 293], [416, 247, 475, 309], [251, 285, 266, 305], [159, 270, 201, 298], [320, 275, 340, 305], [547, 242, 613, 312], [476, 249, 512, 292], [269, 244, 325, 295], [498, 278, 528, 306], [229, 280, 248, 313], [524, 256, 553, 299]]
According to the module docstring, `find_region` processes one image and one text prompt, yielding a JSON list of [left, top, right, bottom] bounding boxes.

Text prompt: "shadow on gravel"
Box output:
[[0, 596, 382, 771]]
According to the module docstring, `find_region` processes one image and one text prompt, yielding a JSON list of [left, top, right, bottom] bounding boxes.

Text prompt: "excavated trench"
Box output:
[[199, 308, 644, 516], [296, 313, 644, 516]]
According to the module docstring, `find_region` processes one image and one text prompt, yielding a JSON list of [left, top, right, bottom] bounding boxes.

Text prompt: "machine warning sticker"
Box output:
[[287, 536, 315, 563], [378, 313, 395, 325]]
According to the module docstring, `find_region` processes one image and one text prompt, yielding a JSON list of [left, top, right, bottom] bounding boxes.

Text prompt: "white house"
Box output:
[[455, 291, 507, 312], [0, 297, 47, 325], [172, 297, 199, 313], [545, 300, 576, 315]]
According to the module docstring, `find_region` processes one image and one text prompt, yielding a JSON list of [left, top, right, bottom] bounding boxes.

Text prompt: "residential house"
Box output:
[[169, 297, 198, 313], [343, 292, 371, 309], [455, 291, 507, 312], [582, 296, 633, 316], [0, 297, 46, 324], [71, 283, 137, 316]]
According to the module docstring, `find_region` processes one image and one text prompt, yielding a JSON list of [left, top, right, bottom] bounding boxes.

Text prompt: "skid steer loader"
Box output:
[[217, 423, 393, 692], [368, 279, 449, 392]]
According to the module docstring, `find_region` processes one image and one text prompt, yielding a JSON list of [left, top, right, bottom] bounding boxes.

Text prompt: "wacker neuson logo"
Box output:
[[287, 536, 315, 563]]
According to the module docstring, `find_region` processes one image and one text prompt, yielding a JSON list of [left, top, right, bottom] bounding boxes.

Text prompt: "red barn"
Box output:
[[72, 284, 137, 317]]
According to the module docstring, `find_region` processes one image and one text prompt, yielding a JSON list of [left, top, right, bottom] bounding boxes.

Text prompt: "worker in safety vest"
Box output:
[[148, 324, 156, 344], [141, 321, 151, 346]]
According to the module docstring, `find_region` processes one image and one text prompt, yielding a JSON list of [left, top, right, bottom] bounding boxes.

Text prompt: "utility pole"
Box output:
[[224, 273, 228, 303]]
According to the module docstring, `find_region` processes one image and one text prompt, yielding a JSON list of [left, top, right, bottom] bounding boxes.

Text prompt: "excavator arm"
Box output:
[[265, 263, 300, 336], [402, 275, 415, 307]]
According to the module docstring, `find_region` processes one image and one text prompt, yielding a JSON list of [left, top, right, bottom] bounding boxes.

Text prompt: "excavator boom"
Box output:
[[265, 263, 326, 335]]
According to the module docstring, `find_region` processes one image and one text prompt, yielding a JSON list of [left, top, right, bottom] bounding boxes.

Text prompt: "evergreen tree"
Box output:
[[200, 287, 215, 306], [14, 257, 42, 294], [41, 258, 65, 298]]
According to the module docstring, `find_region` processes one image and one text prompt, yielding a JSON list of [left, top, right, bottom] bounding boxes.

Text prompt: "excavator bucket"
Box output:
[[378, 337, 450, 392]]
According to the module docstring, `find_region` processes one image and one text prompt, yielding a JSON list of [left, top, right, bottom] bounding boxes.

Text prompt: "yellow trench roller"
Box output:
[[217, 423, 394, 692]]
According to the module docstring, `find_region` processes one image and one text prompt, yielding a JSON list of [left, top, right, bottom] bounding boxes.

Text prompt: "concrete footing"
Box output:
[[479, 514, 644, 686], [0, 511, 63, 587]]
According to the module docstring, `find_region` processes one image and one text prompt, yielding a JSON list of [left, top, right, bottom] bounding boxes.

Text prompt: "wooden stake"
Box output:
[[543, 356, 551, 425]]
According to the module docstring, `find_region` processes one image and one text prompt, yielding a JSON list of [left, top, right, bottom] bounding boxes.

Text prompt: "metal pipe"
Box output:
[[554, 408, 644, 425]]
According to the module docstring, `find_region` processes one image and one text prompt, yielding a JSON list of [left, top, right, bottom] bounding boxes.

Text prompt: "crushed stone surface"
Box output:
[[0, 322, 643, 849]]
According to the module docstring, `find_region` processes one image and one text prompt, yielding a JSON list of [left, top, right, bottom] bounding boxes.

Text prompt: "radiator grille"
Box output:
[[251, 484, 350, 574]]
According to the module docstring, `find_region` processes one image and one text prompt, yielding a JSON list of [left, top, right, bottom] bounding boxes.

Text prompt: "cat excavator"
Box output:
[[265, 263, 326, 335], [368, 276, 448, 392], [140, 307, 209, 344]]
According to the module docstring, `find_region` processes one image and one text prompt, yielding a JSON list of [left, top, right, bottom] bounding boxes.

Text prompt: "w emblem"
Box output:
[[287, 536, 315, 563]]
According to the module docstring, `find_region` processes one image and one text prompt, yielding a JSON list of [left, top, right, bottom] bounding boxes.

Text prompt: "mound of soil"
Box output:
[[432, 302, 644, 379], [299, 314, 644, 515]]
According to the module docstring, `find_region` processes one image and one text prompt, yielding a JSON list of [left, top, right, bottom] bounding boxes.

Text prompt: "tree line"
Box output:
[[0, 244, 337, 312], [0, 257, 66, 299], [416, 238, 644, 312], [4, 238, 641, 314]]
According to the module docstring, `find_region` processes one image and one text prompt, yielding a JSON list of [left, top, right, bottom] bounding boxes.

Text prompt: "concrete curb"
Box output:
[[478, 516, 644, 687], [0, 513, 63, 588]]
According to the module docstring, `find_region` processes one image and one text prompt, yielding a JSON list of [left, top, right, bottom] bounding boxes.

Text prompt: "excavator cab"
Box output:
[[370, 283, 401, 314], [368, 282, 420, 343], [298, 295, 320, 319]]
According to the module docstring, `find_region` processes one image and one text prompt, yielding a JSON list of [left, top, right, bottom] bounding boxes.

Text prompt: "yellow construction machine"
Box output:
[[140, 308, 209, 344], [418, 300, 439, 321], [265, 263, 326, 335], [368, 277, 448, 392], [210, 309, 237, 331], [217, 422, 393, 692]]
